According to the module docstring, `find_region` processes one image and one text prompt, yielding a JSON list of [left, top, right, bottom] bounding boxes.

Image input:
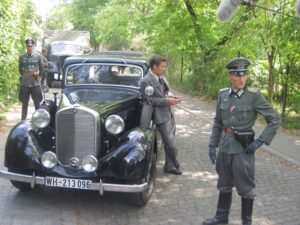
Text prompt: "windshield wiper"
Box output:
[[68, 58, 90, 74]]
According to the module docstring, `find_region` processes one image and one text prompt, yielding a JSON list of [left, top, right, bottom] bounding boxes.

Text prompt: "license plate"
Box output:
[[45, 177, 92, 190]]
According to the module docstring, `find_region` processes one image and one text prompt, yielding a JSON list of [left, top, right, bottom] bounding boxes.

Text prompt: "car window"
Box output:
[[52, 44, 83, 54], [66, 63, 143, 87]]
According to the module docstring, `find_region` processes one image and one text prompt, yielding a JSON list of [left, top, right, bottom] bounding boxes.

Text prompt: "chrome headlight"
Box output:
[[32, 109, 50, 128], [82, 155, 98, 172], [41, 151, 57, 169], [145, 86, 154, 96], [105, 115, 124, 135]]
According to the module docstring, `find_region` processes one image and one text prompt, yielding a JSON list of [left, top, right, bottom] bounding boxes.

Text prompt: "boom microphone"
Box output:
[[216, 0, 244, 21], [297, 0, 300, 17]]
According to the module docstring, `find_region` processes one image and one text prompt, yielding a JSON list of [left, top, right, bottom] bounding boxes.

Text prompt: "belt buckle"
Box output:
[[224, 127, 235, 137]]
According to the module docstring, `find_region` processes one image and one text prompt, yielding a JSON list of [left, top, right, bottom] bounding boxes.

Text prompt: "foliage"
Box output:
[[2, 0, 300, 128], [0, 0, 37, 114]]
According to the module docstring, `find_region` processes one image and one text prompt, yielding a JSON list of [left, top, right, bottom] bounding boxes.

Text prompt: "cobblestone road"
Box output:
[[0, 91, 299, 225]]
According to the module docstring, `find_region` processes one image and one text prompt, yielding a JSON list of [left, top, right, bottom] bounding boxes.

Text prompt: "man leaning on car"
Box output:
[[140, 55, 183, 175]]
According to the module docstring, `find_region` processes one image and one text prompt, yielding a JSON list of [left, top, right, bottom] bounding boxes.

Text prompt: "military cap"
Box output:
[[25, 39, 35, 47], [225, 57, 251, 72]]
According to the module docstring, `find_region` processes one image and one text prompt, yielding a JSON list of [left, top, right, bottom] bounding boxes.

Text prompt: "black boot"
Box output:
[[203, 192, 232, 225], [241, 198, 254, 225]]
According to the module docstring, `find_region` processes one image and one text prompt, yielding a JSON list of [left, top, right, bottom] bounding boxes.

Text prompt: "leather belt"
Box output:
[[223, 127, 235, 137]]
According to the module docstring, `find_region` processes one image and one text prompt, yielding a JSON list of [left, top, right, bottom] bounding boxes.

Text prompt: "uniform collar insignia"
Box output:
[[237, 89, 244, 97], [228, 88, 244, 98]]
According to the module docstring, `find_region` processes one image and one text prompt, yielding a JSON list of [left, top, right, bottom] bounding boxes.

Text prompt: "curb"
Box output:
[[262, 145, 300, 168]]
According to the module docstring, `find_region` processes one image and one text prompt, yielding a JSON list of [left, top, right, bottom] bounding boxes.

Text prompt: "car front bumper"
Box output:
[[0, 170, 148, 195]]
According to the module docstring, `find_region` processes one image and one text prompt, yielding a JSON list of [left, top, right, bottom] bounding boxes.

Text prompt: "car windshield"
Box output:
[[66, 63, 143, 87], [52, 44, 83, 54]]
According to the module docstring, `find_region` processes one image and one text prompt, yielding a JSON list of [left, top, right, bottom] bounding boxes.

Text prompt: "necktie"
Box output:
[[159, 77, 169, 92]]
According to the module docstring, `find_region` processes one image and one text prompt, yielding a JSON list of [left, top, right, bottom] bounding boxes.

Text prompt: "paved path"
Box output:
[[0, 89, 299, 225]]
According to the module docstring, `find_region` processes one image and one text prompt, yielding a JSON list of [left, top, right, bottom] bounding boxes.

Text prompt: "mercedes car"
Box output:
[[0, 52, 159, 206]]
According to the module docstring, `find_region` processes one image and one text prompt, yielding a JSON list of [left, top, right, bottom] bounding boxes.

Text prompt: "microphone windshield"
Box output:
[[216, 0, 244, 21]]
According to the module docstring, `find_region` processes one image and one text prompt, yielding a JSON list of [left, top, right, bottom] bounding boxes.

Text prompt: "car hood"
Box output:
[[63, 86, 140, 113]]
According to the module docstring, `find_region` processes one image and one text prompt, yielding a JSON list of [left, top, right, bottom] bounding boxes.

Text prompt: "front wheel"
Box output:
[[127, 153, 157, 207]]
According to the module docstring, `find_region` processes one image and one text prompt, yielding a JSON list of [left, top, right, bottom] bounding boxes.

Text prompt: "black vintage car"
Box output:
[[0, 52, 159, 206]]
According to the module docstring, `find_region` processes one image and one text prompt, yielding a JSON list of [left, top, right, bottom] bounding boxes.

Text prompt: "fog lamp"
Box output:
[[41, 151, 57, 169], [82, 155, 98, 172]]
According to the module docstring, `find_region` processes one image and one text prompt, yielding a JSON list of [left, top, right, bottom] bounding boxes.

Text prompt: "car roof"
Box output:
[[51, 40, 83, 45], [64, 52, 150, 68]]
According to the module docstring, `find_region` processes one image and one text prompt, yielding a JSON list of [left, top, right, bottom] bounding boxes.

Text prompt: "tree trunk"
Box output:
[[183, 0, 205, 51], [281, 62, 289, 119], [267, 46, 276, 103]]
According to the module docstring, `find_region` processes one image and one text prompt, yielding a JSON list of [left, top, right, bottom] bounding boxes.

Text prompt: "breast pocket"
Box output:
[[23, 58, 28, 64], [220, 102, 230, 119], [237, 106, 253, 121]]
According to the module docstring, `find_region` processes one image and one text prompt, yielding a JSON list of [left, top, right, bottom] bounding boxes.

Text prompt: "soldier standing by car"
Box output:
[[19, 39, 45, 120], [203, 57, 281, 225], [140, 55, 183, 175], [41, 48, 49, 87]]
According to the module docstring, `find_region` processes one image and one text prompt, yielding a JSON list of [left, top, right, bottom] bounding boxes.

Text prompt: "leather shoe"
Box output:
[[164, 167, 182, 175]]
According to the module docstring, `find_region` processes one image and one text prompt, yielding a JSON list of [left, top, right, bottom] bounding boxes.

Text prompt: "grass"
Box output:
[[0, 113, 5, 121], [0, 97, 17, 122], [282, 116, 300, 130]]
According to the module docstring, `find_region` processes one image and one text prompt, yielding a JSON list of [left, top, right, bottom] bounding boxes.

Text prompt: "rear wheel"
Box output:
[[127, 152, 157, 207], [8, 169, 33, 191]]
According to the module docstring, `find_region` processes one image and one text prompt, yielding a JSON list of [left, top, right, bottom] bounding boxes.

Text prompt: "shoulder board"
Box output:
[[34, 52, 42, 57], [247, 87, 258, 93], [219, 87, 230, 92]]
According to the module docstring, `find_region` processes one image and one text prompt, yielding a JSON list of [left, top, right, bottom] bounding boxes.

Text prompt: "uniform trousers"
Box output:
[[216, 151, 255, 199], [157, 116, 179, 169], [19, 85, 42, 120]]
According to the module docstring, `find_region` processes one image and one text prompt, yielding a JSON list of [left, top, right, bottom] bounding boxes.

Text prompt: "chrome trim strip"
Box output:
[[0, 171, 147, 195]]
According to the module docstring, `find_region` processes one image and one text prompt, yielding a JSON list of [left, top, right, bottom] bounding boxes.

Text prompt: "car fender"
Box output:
[[4, 121, 46, 170], [99, 127, 156, 181]]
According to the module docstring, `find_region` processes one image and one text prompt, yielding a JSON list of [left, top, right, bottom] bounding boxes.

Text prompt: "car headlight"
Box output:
[[41, 151, 57, 169], [82, 155, 98, 172], [105, 115, 124, 134], [32, 109, 50, 128]]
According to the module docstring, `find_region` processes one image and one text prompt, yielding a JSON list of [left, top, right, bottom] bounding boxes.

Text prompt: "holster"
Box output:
[[23, 71, 40, 80], [234, 130, 255, 148]]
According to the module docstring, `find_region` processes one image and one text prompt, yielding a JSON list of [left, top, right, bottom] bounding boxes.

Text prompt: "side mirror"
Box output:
[[145, 86, 154, 96]]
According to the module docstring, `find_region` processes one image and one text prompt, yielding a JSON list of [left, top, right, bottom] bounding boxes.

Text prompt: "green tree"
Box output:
[[0, 0, 37, 114]]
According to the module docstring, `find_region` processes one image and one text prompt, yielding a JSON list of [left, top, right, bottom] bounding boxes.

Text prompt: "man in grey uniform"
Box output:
[[203, 57, 281, 225], [140, 55, 182, 175], [41, 48, 49, 86], [19, 39, 45, 120]]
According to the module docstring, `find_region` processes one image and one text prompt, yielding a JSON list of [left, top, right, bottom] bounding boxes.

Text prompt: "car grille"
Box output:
[[55, 105, 100, 165]]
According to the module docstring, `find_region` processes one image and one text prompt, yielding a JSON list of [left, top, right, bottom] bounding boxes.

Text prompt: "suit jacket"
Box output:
[[140, 72, 173, 125]]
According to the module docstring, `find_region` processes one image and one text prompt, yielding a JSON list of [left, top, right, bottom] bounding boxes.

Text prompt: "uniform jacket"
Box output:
[[209, 87, 281, 154], [140, 72, 173, 125], [19, 51, 44, 87]]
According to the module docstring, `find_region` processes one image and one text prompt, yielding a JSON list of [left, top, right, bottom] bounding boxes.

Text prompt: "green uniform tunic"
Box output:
[[19, 52, 44, 87], [209, 87, 281, 154], [209, 86, 281, 197]]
